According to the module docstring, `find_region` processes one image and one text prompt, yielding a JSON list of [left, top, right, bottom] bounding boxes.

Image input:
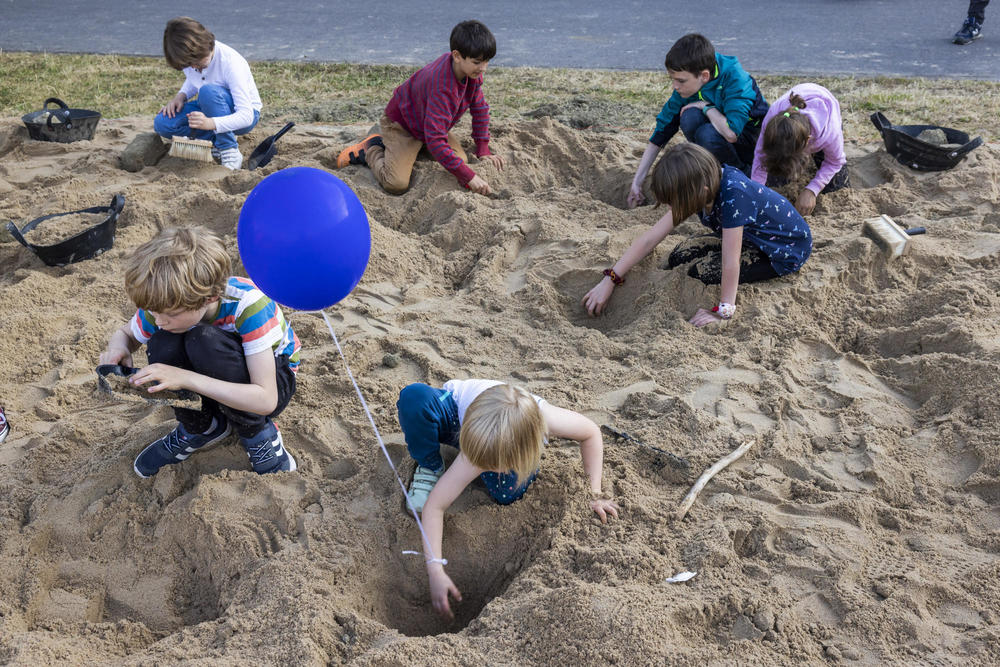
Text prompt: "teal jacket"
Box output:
[[650, 53, 768, 146]]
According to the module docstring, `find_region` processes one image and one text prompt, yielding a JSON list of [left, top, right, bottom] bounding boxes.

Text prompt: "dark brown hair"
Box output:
[[163, 17, 215, 71], [664, 33, 715, 76], [762, 91, 812, 182], [651, 143, 721, 222]]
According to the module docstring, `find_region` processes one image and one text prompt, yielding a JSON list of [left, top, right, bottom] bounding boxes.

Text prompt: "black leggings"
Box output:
[[970, 0, 989, 22], [666, 234, 779, 285], [147, 325, 296, 438]]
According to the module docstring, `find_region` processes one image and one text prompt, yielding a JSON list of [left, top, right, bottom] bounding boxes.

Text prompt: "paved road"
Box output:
[[1, 0, 997, 79]]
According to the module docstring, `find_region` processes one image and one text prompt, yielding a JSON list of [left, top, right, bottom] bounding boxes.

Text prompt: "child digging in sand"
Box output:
[[627, 33, 768, 207], [335, 20, 505, 195], [750, 84, 849, 216], [396, 379, 619, 619], [99, 227, 300, 477], [154, 17, 262, 170], [584, 143, 812, 327]]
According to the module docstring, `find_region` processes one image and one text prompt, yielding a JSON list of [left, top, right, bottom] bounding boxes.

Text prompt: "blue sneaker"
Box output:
[[240, 421, 297, 474], [134, 418, 232, 478], [954, 17, 983, 44]]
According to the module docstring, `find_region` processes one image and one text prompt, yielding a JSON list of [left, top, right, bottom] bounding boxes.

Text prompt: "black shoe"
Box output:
[[954, 17, 983, 45]]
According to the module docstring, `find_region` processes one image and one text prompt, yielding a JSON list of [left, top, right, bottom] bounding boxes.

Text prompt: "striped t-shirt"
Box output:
[[385, 52, 491, 187], [130, 276, 301, 371]]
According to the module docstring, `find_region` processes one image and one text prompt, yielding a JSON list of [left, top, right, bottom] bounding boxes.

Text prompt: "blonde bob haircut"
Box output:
[[651, 142, 722, 223], [125, 226, 231, 313], [460, 384, 545, 484], [163, 16, 215, 71]]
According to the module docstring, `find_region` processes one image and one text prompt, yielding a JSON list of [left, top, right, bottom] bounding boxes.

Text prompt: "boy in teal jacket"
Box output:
[[627, 33, 768, 207]]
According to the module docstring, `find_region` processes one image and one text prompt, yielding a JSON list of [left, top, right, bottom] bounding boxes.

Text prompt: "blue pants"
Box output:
[[396, 383, 538, 505], [153, 84, 259, 151], [679, 107, 760, 176]]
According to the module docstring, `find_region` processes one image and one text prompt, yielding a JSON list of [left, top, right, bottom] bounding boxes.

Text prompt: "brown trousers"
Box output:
[[365, 113, 467, 194]]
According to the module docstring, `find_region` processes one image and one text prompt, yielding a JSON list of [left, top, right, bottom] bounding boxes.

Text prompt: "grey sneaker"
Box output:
[[218, 147, 243, 170], [406, 464, 445, 512]]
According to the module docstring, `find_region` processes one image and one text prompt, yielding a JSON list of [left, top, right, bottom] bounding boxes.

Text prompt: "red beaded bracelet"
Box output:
[[603, 268, 624, 286]]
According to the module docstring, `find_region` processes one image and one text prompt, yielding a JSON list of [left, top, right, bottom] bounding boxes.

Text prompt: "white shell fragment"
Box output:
[[665, 571, 698, 583]]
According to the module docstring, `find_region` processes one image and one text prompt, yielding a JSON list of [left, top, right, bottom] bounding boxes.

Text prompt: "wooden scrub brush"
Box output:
[[168, 136, 214, 162], [862, 215, 926, 259]]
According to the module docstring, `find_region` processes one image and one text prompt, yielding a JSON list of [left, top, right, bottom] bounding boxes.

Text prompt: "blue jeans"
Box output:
[[396, 383, 538, 505], [153, 84, 260, 151], [679, 107, 760, 175]]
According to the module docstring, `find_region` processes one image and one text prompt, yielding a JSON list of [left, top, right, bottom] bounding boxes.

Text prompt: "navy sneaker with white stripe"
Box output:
[[133, 418, 232, 478], [240, 421, 296, 474]]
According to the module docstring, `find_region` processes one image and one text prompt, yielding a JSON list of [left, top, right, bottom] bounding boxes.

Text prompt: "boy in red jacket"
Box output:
[[335, 20, 505, 195]]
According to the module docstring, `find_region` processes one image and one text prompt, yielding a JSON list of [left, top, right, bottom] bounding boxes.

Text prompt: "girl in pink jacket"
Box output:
[[750, 83, 848, 216]]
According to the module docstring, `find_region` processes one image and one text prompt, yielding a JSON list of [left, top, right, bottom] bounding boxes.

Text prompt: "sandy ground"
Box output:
[[0, 110, 999, 665]]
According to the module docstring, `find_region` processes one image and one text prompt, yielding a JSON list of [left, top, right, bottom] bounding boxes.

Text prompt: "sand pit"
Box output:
[[1, 111, 999, 664]]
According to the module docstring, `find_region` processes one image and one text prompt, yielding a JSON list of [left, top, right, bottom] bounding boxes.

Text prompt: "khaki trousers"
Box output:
[[365, 113, 468, 194]]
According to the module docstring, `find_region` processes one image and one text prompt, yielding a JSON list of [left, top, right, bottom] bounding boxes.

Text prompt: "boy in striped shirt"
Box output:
[[335, 20, 505, 195], [99, 227, 300, 477]]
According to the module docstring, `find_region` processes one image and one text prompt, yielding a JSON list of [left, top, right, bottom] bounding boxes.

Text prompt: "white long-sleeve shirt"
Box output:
[[178, 40, 262, 134]]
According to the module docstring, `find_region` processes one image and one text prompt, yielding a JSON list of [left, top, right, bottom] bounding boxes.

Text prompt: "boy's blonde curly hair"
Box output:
[[460, 384, 545, 484], [163, 17, 215, 71], [125, 226, 230, 313]]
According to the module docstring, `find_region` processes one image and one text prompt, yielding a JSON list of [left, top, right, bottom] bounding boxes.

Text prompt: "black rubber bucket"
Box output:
[[871, 112, 982, 172], [5, 194, 124, 266], [21, 98, 102, 143]]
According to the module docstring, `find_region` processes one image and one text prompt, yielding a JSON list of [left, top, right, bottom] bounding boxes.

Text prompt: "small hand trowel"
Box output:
[[247, 121, 295, 171]]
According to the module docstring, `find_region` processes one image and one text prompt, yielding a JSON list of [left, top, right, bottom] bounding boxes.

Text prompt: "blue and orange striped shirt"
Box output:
[[130, 277, 301, 372], [385, 52, 491, 187]]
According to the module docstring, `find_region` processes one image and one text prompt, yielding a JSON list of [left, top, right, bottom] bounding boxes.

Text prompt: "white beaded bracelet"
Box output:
[[713, 302, 736, 319]]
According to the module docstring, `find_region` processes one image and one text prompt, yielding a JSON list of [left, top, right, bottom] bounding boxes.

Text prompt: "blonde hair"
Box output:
[[125, 226, 231, 313], [651, 142, 721, 221], [460, 384, 545, 483], [163, 17, 215, 71]]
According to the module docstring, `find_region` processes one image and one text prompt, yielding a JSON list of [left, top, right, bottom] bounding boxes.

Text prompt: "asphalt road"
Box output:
[[1, 0, 997, 79]]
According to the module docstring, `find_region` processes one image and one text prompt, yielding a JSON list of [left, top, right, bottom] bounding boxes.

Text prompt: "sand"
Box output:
[[1, 111, 998, 665]]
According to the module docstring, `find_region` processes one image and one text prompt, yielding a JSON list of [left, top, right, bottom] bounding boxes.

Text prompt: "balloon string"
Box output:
[[319, 310, 447, 567]]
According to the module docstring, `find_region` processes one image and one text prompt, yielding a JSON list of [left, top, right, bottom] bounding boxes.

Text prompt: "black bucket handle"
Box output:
[[43, 98, 73, 129], [948, 136, 983, 160], [870, 111, 891, 136], [5, 193, 124, 250]]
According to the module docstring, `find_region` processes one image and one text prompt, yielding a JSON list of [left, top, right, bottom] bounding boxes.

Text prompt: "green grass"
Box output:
[[2, 51, 998, 144]]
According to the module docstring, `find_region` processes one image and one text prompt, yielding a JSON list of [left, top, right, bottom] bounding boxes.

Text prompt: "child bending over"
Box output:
[[154, 17, 262, 170], [751, 84, 848, 216], [585, 143, 812, 326], [397, 379, 619, 619], [628, 33, 768, 207], [335, 20, 505, 195], [99, 227, 300, 477]]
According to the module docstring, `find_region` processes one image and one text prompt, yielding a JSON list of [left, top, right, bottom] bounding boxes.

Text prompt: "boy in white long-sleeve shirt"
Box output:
[[154, 17, 262, 170]]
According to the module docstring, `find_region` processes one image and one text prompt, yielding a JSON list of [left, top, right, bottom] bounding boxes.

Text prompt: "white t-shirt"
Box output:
[[443, 379, 547, 426], [179, 40, 262, 134]]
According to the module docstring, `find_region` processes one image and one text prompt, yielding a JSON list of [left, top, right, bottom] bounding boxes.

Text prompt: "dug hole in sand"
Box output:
[[0, 110, 998, 664]]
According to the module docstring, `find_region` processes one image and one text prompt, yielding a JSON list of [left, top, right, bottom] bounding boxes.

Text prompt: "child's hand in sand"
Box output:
[[795, 189, 817, 216], [99, 346, 133, 367], [479, 153, 505, 171], [689, 307, 724, 328], [467, 174, 493, 196], [186, 111, 216, 131], [130, 363, 192, 393], [428, 566, 462, 620], [627, 183, 646, 208], [582, 278, 615, 316], [591, 497, 620, 524]]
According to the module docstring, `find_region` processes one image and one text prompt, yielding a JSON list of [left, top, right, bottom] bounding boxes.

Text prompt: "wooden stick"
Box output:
[[675, 440, 754, 521]]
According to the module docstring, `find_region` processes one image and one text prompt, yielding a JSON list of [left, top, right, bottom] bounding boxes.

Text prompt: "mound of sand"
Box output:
[[1, 112, 998, 664]]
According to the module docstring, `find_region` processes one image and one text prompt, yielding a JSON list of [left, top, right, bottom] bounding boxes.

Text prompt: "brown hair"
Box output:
[[664, 33, 715, 76], [163, 17, 215, 71], [651, 143, 721, 222], [460, 384, 545, 484], [125, 226, 231, 313], [761, 91, 812, 182]]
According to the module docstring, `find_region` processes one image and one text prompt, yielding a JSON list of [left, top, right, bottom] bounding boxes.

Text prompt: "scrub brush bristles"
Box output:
[[168, 137, 214, 162]]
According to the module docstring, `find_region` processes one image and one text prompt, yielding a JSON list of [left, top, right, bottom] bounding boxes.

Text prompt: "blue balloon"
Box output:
[[238, 167, 371, 311]]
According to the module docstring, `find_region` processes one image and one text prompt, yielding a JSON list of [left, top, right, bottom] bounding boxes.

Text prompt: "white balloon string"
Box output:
[[319, 310, 446, 567]]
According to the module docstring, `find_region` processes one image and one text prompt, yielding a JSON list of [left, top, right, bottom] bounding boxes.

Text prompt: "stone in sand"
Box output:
[[916, 128, 947, 145], [121, 132, 169, 172]]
